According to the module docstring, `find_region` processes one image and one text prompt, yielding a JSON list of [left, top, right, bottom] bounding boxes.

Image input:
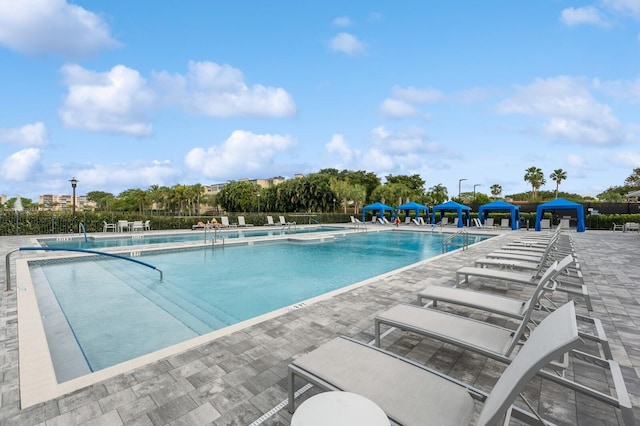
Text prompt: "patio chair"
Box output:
[[485, 217, 495, 228], [266, 215, 276, 226], [371, 215, 377, 224], [221, 216, 236, 227], [612, 222, 624, 231], [499, 218, 510, 229], [131, 220, 144, 232], [418, 255, 611, 360], [559, 218, 570, 229], [117, 220, 129, 232], [143, 220, 151, 231], [102, 221, 116, 232], [237, 216, 253, 227], [289, 302, 583, 425], [540, 218, 551, 230], [624, 222, 639, 232], [404, 217, 411, 224]]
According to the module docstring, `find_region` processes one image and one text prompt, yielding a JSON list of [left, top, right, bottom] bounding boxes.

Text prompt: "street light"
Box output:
[[69, 177, 78, 216], [257, 193, 261, 213], [473, 184, 481, 199], [458, 178, 467, 199]]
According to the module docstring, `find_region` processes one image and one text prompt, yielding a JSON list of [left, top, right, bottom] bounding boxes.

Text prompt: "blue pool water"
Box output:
[[31, 231, 491, 378], [38, 226, 339, 249]]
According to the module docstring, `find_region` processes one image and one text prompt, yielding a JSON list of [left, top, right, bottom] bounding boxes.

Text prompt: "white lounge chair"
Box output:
[[266, 216, 276, 226], [371, 215, 377, 224], [540, 218, 551, 230], [456, 252, 564, 286], [237, 216, 253, 227], [558, 218, 570, 229], [103, 221, 116, 232], [404, 217, 411, 224], [221, 216, 237, 227], [612, 222, 624, 231], [485, 217, 495, 228], [143, 220, 151, 231], [131, 220, 144, 232], [417, 256, 611, 360], [289, 303, 584, 425], [499, 218, 510, 229]]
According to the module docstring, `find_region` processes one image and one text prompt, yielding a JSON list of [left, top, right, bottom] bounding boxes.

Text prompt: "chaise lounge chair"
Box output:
[[221, 216, 237, 227], [237, 216, 253, 227], [288, 303, 584, 425], [417, 255, 611, 359], [266, 216, 276, 226]]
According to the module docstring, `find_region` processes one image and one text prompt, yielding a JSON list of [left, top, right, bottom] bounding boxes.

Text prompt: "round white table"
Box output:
[[291, 391, 390, 426]]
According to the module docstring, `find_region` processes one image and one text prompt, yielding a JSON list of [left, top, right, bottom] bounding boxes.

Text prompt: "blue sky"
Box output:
[[1, 1, 639, 201]]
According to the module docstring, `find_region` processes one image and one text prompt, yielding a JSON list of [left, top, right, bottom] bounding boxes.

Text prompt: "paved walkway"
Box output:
[[0, 228, 638, 425]]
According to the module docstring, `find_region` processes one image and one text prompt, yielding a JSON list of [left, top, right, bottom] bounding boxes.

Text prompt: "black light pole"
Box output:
[[70, 177, 78, 215], [257, 193, 260, 213], [458, 178, 467, 200], [473, 184, 481, 200]]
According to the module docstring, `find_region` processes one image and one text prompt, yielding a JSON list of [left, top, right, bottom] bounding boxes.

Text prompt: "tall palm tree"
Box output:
[[549, 169, 567, 199], [490, 184, 502, 199], [524, 166, 546, 200]]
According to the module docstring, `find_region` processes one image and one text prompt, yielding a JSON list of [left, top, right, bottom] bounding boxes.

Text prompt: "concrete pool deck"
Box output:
[[0, 226, 638, 425]]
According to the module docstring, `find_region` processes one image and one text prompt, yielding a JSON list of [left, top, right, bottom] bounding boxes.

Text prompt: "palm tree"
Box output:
[[549, 169, 567, 199], [524, 166, 546, 200], [490, 184, 502, 199]]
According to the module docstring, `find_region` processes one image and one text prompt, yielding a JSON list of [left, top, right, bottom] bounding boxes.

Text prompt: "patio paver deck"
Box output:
[[0, 227, 638, 425]]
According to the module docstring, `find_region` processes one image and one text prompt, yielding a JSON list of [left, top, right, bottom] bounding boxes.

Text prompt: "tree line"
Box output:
[[3, 166, 640, 213]]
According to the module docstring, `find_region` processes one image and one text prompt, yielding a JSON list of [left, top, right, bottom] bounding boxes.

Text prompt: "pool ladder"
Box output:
[[442, 229, 469, 253]]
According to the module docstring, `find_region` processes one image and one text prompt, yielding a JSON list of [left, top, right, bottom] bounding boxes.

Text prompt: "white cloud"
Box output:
[[603, 0, 640, 19], [185, 130, 297, 179], [0, 148, 41, 180], [329, 32, 365, 56], [613, 150, 640, 166], [593, 77, 640, 103], [560, 6, 609, 27], [75, 160, 181, 190], [332, 16, 351, 27], [380, 86, 444, 118], [59, 64, 155, 135], [325, 134, 354, 163], [153, 61, 296, 118], [391, 86, 445, 104], [0, 0, 120, 56], [380, 99, 423, 118], [0, 122, 49, 146], [497, 76, 625, 145]]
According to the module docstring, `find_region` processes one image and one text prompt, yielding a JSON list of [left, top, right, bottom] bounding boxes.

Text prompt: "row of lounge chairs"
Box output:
[[287, 228, 635, 425], [193, 215, 295, 229]]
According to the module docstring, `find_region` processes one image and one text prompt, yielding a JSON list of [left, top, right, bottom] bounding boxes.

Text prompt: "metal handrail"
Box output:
[[442, 229, 469, 253], [5, 247, 163, 291], [79, 222, 88, 242]]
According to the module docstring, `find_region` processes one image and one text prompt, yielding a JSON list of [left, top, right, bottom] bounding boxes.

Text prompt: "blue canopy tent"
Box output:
[[478, 200, 520, 230], [362, 202, 394, 223], [431, 200, 470, 228], [396, 201, 429, 221], [535, 198, 586, 232]]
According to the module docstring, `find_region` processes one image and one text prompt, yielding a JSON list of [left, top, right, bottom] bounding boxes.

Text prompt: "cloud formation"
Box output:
[[560, 6, 609, 27], [0, 0, 120, 56], [380, 86, 444, 118], [59, 64, 155, 135], [329, 33, 365, 56], [76, 160, 181, 189], [0, 122, 49, 146], [0, 148, 41, 181], [153, 61, 297, 118], [185, 130, 297, 179], [497, 76, 625, 145]]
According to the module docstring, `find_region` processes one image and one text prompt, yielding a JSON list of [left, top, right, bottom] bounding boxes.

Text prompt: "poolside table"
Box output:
[[291, 391, 389, 426]]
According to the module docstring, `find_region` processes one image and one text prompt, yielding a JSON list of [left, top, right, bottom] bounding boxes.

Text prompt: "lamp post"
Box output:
[[257, 193, 260, 213], [473, 184, 481, 200], [333, 198, 336, 213], [69, 177, 78, 216], [458, 178, 467, 200]]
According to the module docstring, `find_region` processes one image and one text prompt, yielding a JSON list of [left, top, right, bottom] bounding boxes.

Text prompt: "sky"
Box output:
[[1, 0, 639, 202]]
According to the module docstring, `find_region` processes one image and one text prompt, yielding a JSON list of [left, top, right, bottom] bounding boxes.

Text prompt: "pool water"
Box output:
[[38, 226, 340, 249], [31, 231, 490, 380]]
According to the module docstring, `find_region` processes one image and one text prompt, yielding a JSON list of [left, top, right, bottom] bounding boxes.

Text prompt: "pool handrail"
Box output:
[[5, 247, 163, 291]]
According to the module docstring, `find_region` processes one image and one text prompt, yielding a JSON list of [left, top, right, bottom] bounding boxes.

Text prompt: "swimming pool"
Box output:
[[38, 225, 340, 249], [20, 229, 492, 406]]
